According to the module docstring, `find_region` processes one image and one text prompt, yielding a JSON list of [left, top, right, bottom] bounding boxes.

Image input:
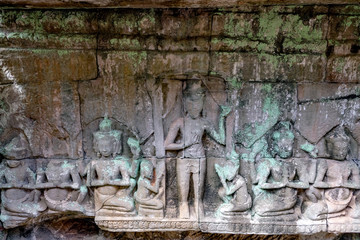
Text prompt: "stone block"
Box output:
[[0, 49, 97, 84], [331, 41, 360, 56], [327, 56, 360, 82], [210, 37, 270, 53], [298, 83, 360, 102], [158, 37, 210, 52], [329, 5, 360, 15], [147, 52, 209, 76], [98, 36, 152, 51], [328, 15, 360, 40], [0, 32, 97, 49], [211, 13, 257, 39], [233, 83, 296, 148], [98, 11, 146, 35], [210, 52, 325, 82], [157, 10, 210, 38], [0, 10, 98, 34]]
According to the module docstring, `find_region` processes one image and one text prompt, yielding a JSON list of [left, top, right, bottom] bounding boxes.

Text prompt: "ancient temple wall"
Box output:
[[0, 3, 360, 239]]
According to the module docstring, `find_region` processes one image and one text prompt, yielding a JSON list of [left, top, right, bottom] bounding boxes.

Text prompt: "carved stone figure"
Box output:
[[36, 160, 89, 215], [215, 150, 252, 219], [252, 121, 300, 221], [304, 127, 360, 220], [134, 159, 165, 217], [0, 160, 46, 228], [89, 118, 140, 217], [93, 117, 122, 159], [164, 78, 231, 219]]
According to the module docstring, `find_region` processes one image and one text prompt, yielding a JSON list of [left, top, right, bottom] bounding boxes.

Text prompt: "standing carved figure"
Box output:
[[164, 78, 230, 219], [304, 127, 360, 220], [89, 118, 140, 217]]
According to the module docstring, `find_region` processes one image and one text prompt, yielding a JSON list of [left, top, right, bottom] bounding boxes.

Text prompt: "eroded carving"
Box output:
[[252, 122, 301, 221], [36, 160, 90, 215], [0, 159, 46, 228], [215, 150, 252, 219], [303, 127, 360, 220], [135, 159, 165, 218]]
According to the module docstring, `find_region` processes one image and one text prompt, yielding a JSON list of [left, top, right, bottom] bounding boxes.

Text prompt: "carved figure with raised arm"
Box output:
[[164, 76, 230, 219]]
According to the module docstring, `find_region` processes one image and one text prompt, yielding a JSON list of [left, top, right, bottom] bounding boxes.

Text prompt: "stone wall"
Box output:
[[0, 4, 360, 239]]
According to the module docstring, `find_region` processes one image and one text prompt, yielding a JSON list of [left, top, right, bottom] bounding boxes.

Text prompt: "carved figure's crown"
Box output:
[[99, 117, 113, 132]]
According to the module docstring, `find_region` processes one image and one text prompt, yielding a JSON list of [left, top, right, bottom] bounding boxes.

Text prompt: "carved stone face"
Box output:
[[185, 97, 204, 119], [327, 140, 348, 161], [97, 138, 114, 158], [326, 129, 350, 161], [272, 129, 294, 159], [140, 160, 153, 179], [276, 137, 294, 159], [225, 165, 238, 181]]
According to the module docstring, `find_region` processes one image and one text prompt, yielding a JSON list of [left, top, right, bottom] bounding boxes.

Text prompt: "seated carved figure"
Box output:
[[89, 118, 140, 217], [134, 159, 165, 217], [304, 128, 360, 220], [0, 160, 46, 228], [215, 150, 252, 219], [36, 160, 89, 215], [252, 122, 301, 221]]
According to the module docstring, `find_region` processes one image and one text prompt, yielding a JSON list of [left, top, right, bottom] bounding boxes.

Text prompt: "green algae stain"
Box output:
[[235, 85, 280, 148], [282, 14, 324, 42], [259, 54, 280, 70], [227, 77, 243, 90], [223, 13, 253, 38], [257, 9, 283, 40]]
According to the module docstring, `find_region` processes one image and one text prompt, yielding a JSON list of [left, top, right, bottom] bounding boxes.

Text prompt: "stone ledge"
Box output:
[[1, 0, 360, 8]]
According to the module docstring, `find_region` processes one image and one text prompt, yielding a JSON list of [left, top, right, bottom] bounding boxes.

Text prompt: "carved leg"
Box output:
[[177, 158, 190, 219], [193, 158, 205, 218]]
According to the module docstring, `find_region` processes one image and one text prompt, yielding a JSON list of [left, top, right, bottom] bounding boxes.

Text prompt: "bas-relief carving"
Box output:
[[303, 127, 360, 220], [1, 74, 360, 234], [0, 136, 46, 228], [36, 159, 90, 215], [164, 77, 230, 219], [135, 159, 165, 218], [251, 121, 306, 221], [88, 118, 141, 217], [0, 159, 46, 228], [214, 150, 252, 219]]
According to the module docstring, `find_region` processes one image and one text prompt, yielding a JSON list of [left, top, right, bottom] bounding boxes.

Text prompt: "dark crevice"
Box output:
[[326, 45, 334, 58], [299, 94, 360, 104], [350, 44, 360, 54], [0, 82, 13, 86]]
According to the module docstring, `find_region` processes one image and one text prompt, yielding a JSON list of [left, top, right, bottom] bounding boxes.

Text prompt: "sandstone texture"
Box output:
[[0, 3, 360, 240]]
